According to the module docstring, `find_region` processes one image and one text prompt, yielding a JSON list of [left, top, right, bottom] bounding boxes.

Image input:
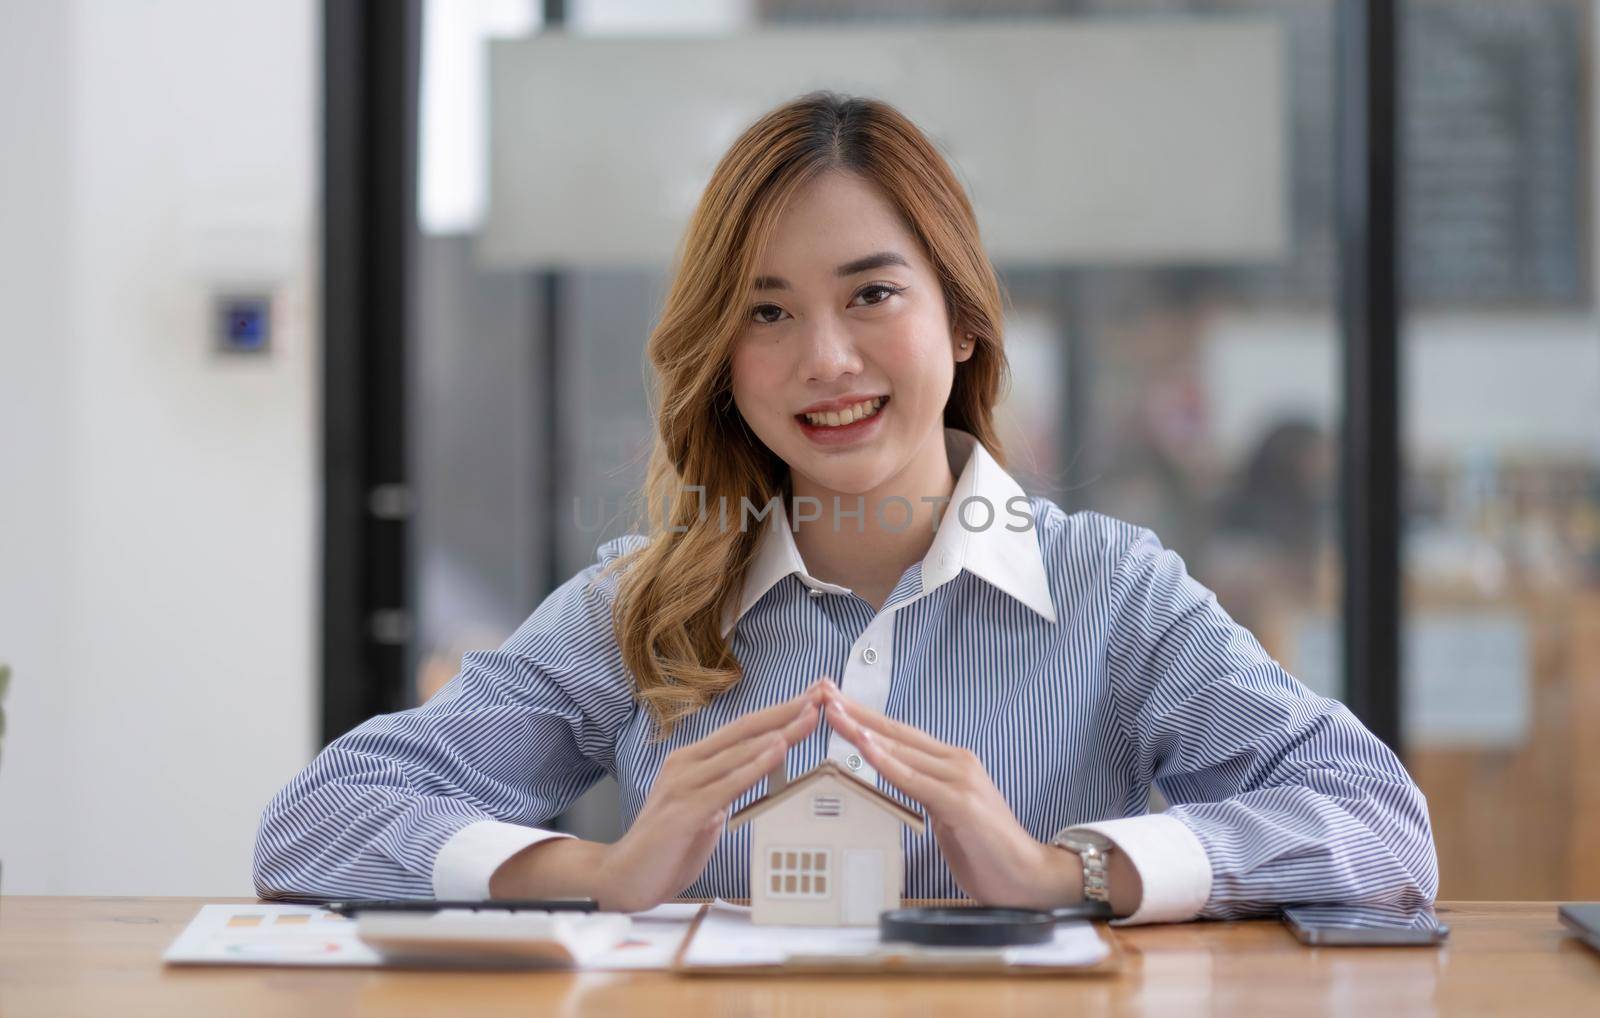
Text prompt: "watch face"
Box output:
[[1061, 830, 1114, 852]]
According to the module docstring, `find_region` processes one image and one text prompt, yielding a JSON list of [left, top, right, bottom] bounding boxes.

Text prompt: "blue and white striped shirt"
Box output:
[[253, 428, 1438, 924]]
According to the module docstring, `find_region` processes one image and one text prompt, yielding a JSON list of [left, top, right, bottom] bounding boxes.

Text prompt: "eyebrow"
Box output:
[[752, 251, 910, 292]]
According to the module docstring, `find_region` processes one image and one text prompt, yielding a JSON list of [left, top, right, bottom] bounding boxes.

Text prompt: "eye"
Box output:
[[750, 303, 788, 326], [853, 283, 906, 307]]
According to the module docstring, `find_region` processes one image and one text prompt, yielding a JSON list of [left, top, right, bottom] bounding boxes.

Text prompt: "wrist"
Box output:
[[1034, 840, 1086, 909], [1050, 831, 1142, 918], [1104, 844, 1142, 917], [488, 836, 607, 901]]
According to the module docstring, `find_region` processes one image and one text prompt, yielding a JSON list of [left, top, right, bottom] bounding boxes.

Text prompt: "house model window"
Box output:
[[768, 848, 830, 898], [728, 758, 927, 926]]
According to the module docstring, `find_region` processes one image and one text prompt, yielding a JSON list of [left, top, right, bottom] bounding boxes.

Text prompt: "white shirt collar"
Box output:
[[719, 427, 1059, 637]]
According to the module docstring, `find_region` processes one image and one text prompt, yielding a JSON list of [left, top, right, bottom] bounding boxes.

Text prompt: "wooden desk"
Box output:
[[1, 898, 1595, 1016]]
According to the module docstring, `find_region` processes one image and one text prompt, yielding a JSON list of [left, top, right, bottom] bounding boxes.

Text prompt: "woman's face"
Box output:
[[730, 170, 972, 496]]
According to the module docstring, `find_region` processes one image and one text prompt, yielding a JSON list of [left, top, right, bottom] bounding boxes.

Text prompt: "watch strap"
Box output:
[[1054, 830, 1115, 906]]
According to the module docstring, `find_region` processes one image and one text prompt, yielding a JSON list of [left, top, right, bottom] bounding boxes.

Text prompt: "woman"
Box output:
[[254, 92, 1437, 925]]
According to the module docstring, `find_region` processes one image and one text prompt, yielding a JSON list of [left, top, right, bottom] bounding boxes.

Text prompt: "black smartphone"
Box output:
[[1557, 903, 1600, 953], [320, 897, 599, 917], [1281, 904, 1450, 946]]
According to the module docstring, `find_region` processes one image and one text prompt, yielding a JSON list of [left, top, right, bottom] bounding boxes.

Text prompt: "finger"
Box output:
[[820, 687, 943, 751], [820, 696, 874, 753], [857, 739, 953, 819], [777, 700, 823, 746], [701, 733, 791, 807], [862, 727, 967, 782], [854, 730, 961, 814], [673, 703, 819, 805], [824, 693, 961, 761], [676, 725, 788, 792], [845, 721, 968, 794], [686, 700, 819, 787], [682, 686, 824, 761], [663, 732, 785, 831]]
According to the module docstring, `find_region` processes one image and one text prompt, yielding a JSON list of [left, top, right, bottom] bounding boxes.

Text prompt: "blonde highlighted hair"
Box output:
[[599, 90, 1011, 739]]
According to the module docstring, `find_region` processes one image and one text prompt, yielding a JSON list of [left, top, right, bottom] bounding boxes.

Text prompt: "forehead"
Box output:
[[757, 171, 925, 276]]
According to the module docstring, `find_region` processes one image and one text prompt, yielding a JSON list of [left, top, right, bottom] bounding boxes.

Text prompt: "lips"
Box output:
[[797, 392, 892, 426], [793, 395, 890, 446]]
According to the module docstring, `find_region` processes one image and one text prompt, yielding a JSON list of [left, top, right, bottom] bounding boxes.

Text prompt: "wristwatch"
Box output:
[[1053, 829, 1116, 913]]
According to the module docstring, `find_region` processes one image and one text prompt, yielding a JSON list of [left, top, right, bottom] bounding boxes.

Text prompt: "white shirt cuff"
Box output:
[[1054, 814, 1212, 925], [431, 819, 575, 900]]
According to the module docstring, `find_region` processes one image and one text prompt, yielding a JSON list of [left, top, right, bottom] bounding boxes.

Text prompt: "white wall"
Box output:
[[0, 0, 318, 895], [0, 0, 77, 892]]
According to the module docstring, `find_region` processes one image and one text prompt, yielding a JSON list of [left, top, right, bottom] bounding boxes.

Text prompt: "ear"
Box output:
[[953, 326, 976, 363]]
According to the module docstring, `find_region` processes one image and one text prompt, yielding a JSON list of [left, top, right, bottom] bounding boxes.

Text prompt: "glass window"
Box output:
[[1399, 0, 1600, 901], [405, 2, 1600, 905]]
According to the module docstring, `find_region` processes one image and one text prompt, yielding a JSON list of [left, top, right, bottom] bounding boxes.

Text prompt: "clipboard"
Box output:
[[670, 899, 1123, 977]]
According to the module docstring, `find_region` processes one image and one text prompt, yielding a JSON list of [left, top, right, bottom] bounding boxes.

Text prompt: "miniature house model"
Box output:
[[727, 759, 926, 926]]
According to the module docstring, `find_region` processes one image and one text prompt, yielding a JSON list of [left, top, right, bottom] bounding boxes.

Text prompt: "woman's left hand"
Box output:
[[818, 678, 1085, 911]]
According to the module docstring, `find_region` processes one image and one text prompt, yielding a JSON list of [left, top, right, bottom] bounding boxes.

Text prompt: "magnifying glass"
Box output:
[[879, 900, 1113, 947]]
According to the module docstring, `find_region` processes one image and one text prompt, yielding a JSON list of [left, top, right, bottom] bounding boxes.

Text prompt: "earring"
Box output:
[[959, 332, 972, 350]]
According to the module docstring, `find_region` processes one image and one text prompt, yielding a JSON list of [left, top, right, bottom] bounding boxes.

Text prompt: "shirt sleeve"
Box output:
[[251, 536, 644, 902], [1096, 523, 1439, 922], [1053, 813, 1213, 925]]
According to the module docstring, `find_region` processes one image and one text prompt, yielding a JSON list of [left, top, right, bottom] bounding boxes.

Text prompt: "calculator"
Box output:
[[353, 909, 633, 969]]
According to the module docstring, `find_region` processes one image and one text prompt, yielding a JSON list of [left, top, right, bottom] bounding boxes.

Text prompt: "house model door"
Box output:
[[841, 849, 884, 925]]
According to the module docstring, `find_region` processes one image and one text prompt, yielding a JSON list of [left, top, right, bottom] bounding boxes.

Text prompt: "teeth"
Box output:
[[804, 397, 884, 428]]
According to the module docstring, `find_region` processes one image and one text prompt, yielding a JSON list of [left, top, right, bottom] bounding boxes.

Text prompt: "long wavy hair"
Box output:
[[598, 90, 1012, 740]]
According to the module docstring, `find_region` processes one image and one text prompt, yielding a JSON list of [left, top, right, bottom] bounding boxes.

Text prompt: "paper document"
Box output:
[[162, 902, 699, 970], [682, 898, 1110, 969]]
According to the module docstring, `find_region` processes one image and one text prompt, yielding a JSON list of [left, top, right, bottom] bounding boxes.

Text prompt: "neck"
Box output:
[[788, 426, 958, 608]]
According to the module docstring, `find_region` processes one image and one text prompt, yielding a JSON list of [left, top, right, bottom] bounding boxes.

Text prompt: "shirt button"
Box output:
[[806, 587, 824, 599], [845, 753, 863, 771], [862, 647, 878, 665]]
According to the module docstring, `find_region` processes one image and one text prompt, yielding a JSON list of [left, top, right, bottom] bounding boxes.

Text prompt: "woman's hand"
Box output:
[[589, 679, 827, 912], [819, 678, 1116, 912]]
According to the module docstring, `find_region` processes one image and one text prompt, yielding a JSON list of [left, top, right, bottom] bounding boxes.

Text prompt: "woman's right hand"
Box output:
[[590, 678, 827, 912]]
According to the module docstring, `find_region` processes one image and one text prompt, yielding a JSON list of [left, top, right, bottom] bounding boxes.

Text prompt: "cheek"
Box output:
[[729, 342, 782, 416], [878, 320, 954, 394]]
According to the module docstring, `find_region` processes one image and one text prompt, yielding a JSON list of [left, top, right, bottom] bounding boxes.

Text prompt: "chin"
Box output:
[[795, 459, 893, 495]]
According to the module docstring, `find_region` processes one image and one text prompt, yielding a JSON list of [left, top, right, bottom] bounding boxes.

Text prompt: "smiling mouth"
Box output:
[[795, 396, 888, 429]]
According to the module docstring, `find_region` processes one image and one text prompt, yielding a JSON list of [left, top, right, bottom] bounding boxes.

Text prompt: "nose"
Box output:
[[798, 316, 863, 384]]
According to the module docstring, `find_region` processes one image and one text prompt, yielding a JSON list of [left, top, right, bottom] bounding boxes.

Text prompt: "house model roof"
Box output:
[[727, 759, 927, 833]]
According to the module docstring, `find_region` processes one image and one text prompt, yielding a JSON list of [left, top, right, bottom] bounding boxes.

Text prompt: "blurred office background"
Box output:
[[1, 0, 1595, 902]]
